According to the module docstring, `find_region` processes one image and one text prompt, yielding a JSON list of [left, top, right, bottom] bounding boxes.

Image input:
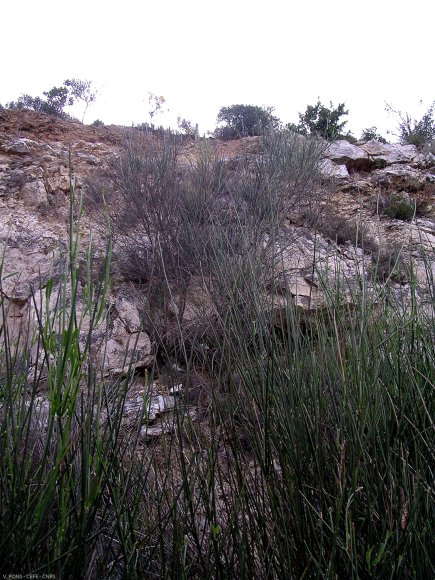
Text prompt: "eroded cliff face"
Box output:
[[0, 110, 147, 376], [0, 109, 434, 382]]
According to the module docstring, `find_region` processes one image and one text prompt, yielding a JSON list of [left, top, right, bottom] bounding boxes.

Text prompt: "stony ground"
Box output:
[[1, 108, 434, 438]]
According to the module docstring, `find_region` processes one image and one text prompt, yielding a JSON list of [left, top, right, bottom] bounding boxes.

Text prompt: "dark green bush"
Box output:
[[341, 132, 358, 143], [216, 104, 280, 138], [295, 99, 349, 141], [381, 193, 415, 221], [214, 124, 239, 141], [361, 126, 388, 143], [6, 79, 97, 121], [6, 88, 73, 119]]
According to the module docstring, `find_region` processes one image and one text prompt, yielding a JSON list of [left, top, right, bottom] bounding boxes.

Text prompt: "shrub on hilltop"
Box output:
[[6, 78, 97, 122], [361, 126, 388, 143], [290, 99, 349, 141], [386, 101, 435, 148], [215, 104, 280, 139]]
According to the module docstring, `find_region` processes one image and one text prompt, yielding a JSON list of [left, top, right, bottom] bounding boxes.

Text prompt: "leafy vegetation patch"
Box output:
[[381, 193, 415, 221]]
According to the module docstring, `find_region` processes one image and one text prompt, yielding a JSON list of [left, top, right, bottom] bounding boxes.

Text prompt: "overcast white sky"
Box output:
[[1, 0, 433, 139]]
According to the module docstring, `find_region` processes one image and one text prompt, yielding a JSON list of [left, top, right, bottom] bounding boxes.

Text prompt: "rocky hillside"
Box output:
[[1, 108, 433, 577], [0, 109, 434, 435]]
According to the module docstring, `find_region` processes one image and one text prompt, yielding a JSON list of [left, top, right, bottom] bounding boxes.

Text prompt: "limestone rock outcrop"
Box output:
[[322, 137, 435, 177], [324, 140, 371, 171], [360, 140, 419, 166], [0, 109, 434, 391]]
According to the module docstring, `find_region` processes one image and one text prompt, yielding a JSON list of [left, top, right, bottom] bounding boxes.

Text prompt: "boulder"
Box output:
[[372, 165, 428, 190], [44, 164, 71, 193], [0, 240, 61, 303], [325, 140, 371, 171], [319, 158, 349, 180], [3, 138, 39, 155], [360, 140, 418, 166], [413, 151, 435, 170], [20, 180, 48, 207], [114, 286, 143, 333], [115, 297, 141, 333], [104, 329, 153, 376], [27, 286, 154, 377]]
